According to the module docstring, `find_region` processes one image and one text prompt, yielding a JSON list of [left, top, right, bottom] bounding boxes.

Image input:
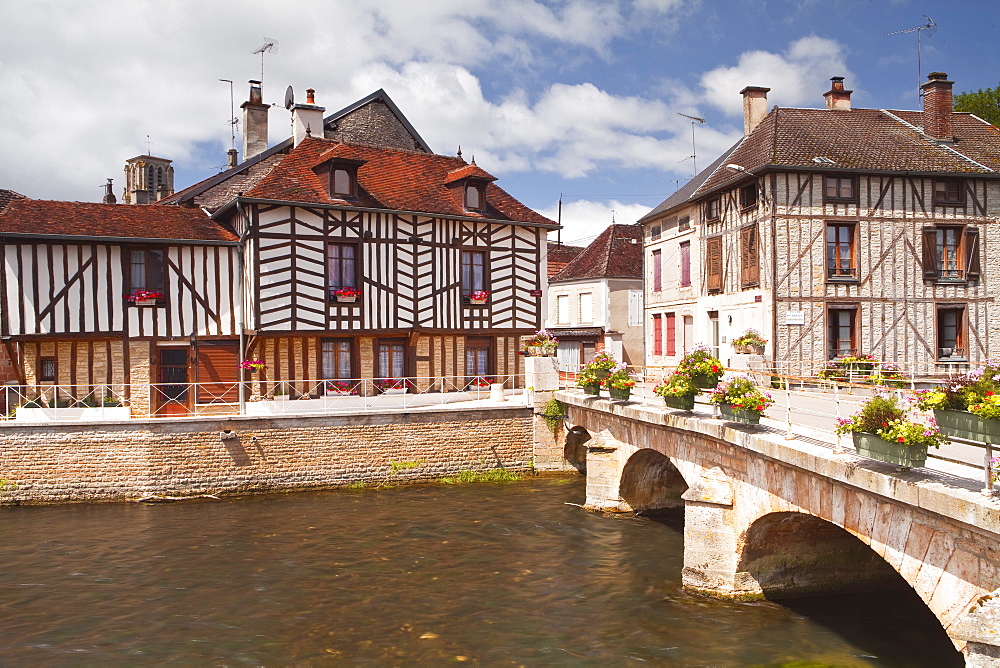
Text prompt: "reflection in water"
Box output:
[[0, 477, 961, 665]]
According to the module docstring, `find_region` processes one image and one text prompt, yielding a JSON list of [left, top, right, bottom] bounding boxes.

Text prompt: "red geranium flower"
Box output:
[[711, 365, 719, 372], [988, 391, 995, 396], [897, 437, 905, 442]]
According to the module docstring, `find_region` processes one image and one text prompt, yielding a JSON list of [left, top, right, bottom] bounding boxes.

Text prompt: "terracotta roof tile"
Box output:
[[246, 138, 555, 226], [550, 224, 643, 282], [546, 242, 585, 279], [0, 189, 26, 214], [0, 200, 237, 242]]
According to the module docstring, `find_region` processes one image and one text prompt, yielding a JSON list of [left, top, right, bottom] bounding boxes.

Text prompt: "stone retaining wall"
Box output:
[[0, 406, 533, 504]]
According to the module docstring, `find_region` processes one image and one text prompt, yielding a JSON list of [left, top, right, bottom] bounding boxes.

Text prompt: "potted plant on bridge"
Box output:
[[521, 329, 558, 356], [582, 351, 618, 382], [654, 372, 698, 411], [709, 376, 773, 425], [914, 364, 1000, 442], [836, 393, 945, 468], [677, 345, 724, 388], [577, 368, 602, 396], [731, 329, 767, 355], [603, 364, 635, 401]]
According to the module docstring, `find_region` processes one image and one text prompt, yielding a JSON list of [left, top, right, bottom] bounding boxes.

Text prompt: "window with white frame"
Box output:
[[578, 293, 593, 324], [556, 294, 569, 324]]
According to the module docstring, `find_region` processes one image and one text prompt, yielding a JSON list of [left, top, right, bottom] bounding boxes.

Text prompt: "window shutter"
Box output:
[[921, 227, 938, 280], [628, 290, 642, 326], [740, 225, 759, 287], [966, 227, 981, 282], [196, 342, 240, 403], [706, 237, 723, 292]]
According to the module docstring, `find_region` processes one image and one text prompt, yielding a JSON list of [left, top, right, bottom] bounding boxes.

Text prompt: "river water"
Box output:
[[1, 476, 962, 666]]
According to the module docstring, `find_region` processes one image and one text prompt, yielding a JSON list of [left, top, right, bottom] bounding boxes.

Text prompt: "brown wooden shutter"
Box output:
[[921, 227, 938, 281], [740, 225, 759, 287], [965, 227, 981, 282], [706, 236, 723, 292], [196, 341, 240, 403]]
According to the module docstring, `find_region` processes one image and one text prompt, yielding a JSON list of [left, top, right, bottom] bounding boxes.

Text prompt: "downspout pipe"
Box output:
[[236, 201, 251, 417]]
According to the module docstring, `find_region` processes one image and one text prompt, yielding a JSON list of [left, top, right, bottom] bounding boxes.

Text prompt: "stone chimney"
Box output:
[[921, 72, 954, 141], [292, 88, 326, 147], [740, 86, 770, 136], [102, 178, 116, 204], [823, 76, 852, 111], [241, 80, 269, 159], [227, 148, 238, 169]]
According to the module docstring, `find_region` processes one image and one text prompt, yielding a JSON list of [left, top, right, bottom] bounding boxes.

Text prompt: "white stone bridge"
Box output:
[[556, 390, 1000, 666]]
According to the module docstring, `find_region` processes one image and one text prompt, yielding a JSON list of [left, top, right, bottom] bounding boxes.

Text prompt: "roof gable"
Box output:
[[550, 224, 643, 282]]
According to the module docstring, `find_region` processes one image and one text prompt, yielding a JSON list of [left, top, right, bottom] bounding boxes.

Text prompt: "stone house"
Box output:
[[640, 73, 1000, 376], [546, 223, 644, 369]]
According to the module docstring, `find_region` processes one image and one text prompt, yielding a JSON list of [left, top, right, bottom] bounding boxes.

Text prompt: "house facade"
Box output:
[[0, 86, 556, 415], [641, 73, 1000, 376], [546, 224, 644, 368]]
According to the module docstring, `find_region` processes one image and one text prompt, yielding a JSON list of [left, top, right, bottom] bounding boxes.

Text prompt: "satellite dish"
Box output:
[[284, 86, 295, 110]]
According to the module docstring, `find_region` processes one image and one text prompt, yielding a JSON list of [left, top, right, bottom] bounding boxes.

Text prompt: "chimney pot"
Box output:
[[740, 86, 770, 136], [227, 148, 238, 169], [102, 178, 117, 204], [921, 72, 954, 140], [306, 88, 315, 104], [823, 76, 852, 111]]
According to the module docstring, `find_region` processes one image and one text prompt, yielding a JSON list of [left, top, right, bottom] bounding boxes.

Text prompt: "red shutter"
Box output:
[[653, 314, 662, 356], [666, 314, 676, 356], [706, 237, 723, 292]]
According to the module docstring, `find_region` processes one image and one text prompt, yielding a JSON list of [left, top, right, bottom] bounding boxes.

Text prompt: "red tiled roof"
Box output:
[[0, 189, 26, 213], [0, 200, 237, 242], [698, 107, 1000, 195], [444, 163, 496, 183], [160, 152, 286, 212], [546, 242, 585, 279], [550, 224, 643, 282], [245, 138, 556, 226]]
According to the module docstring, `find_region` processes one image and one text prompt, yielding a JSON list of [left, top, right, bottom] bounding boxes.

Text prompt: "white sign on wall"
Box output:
[[785, 311, 805, 325]]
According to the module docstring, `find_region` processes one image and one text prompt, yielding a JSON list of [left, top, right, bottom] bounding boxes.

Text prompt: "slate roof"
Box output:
[[243, 137, 556, 226], [0, 199, 237, 242], [550, 223, 643, 282], [0, 189, 26, 214], [546, 241, 585, 279]]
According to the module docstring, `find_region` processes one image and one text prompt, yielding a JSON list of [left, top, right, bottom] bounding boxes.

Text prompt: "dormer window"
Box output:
[[464, 182, 486, 212], [332, 168, 353, 196], [317, 158, 364, 200]]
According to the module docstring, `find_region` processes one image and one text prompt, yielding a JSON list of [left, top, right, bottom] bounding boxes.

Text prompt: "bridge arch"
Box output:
[[619, 449, 687, 513], [736, 511, 904, 599]]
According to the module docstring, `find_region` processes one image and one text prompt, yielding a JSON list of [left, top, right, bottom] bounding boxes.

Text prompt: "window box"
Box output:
[[719, 403, 761, 425], [852, 432, 927, 468]]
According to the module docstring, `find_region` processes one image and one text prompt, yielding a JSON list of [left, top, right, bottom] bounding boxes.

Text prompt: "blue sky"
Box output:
[[1, 0, 997, 244]]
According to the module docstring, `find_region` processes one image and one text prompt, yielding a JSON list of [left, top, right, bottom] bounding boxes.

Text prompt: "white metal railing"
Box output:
[[3, 375, 529, 421]]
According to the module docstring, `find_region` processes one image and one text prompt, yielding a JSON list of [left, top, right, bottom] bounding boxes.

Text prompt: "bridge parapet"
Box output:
[[556, 390, 1000, 662]]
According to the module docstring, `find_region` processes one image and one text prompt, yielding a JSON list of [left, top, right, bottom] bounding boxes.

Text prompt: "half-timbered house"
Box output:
[[0, 199, 241, 413], [641, 73, 1000, 375]]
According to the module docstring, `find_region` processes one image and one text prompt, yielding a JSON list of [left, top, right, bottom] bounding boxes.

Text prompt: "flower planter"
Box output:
[[692, 373, 720, 389], [381, 388, 408, 395], [719, 403, 761, 425], [852, 432, 928, 468], [933, 409, 1000, 443], [733, 344, 749, 354], [135, 298, 157, 306], [593, 369, 611, 382], [336, 295, 357, 303], [272, 394, 290, 401], [663, 394, 695, 410], [608, 387, 631, 401], [580, 383, 601, 396], [469, 297, 487, 305], [747, 344, 764, 355]]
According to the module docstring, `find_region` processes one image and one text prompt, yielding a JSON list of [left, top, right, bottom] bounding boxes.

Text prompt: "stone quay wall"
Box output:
[[0, 406, 533, 504]]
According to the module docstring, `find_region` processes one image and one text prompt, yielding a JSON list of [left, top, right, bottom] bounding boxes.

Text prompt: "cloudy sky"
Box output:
[[1, 0, 997, 244]]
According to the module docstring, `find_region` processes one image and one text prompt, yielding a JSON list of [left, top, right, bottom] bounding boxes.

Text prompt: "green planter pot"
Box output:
[[663, 394, 695, 410], [580, 383, 601, 396], [692, 373, 720, 389], [719, 403, 761, 425], [852, 432, 928, 468], [608, 387, 631, 401], [933, 409, 1000, 443]]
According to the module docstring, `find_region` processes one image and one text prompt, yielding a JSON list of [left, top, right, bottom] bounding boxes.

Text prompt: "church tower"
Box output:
[[123, 155, 174, 204]]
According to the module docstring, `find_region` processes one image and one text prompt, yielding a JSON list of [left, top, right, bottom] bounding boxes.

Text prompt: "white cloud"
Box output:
[[538, 199, 652, 245], [699, 35, 853, 115]]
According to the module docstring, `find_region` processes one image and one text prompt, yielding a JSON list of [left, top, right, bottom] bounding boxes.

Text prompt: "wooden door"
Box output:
[[156, 347, 190, 415]]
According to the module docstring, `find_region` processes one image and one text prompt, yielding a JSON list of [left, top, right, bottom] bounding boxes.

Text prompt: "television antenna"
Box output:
[[252, 38, 279, 85], [219, 79, 238, 151], [885, 16, 936, 104], [677, 113, 705, 177]]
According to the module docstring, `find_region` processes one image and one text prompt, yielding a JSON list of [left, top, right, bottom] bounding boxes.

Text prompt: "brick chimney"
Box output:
[[740, 86, 770, 135], [291, 87, 326, 147], [823, 76, 852, 111], [241, 80, 269, 159], [921, 72, 954, 141], [102, 178, 116, 204]]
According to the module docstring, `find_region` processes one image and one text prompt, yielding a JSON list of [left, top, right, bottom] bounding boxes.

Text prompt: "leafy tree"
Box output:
[[954, 84, 1000, 127]]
